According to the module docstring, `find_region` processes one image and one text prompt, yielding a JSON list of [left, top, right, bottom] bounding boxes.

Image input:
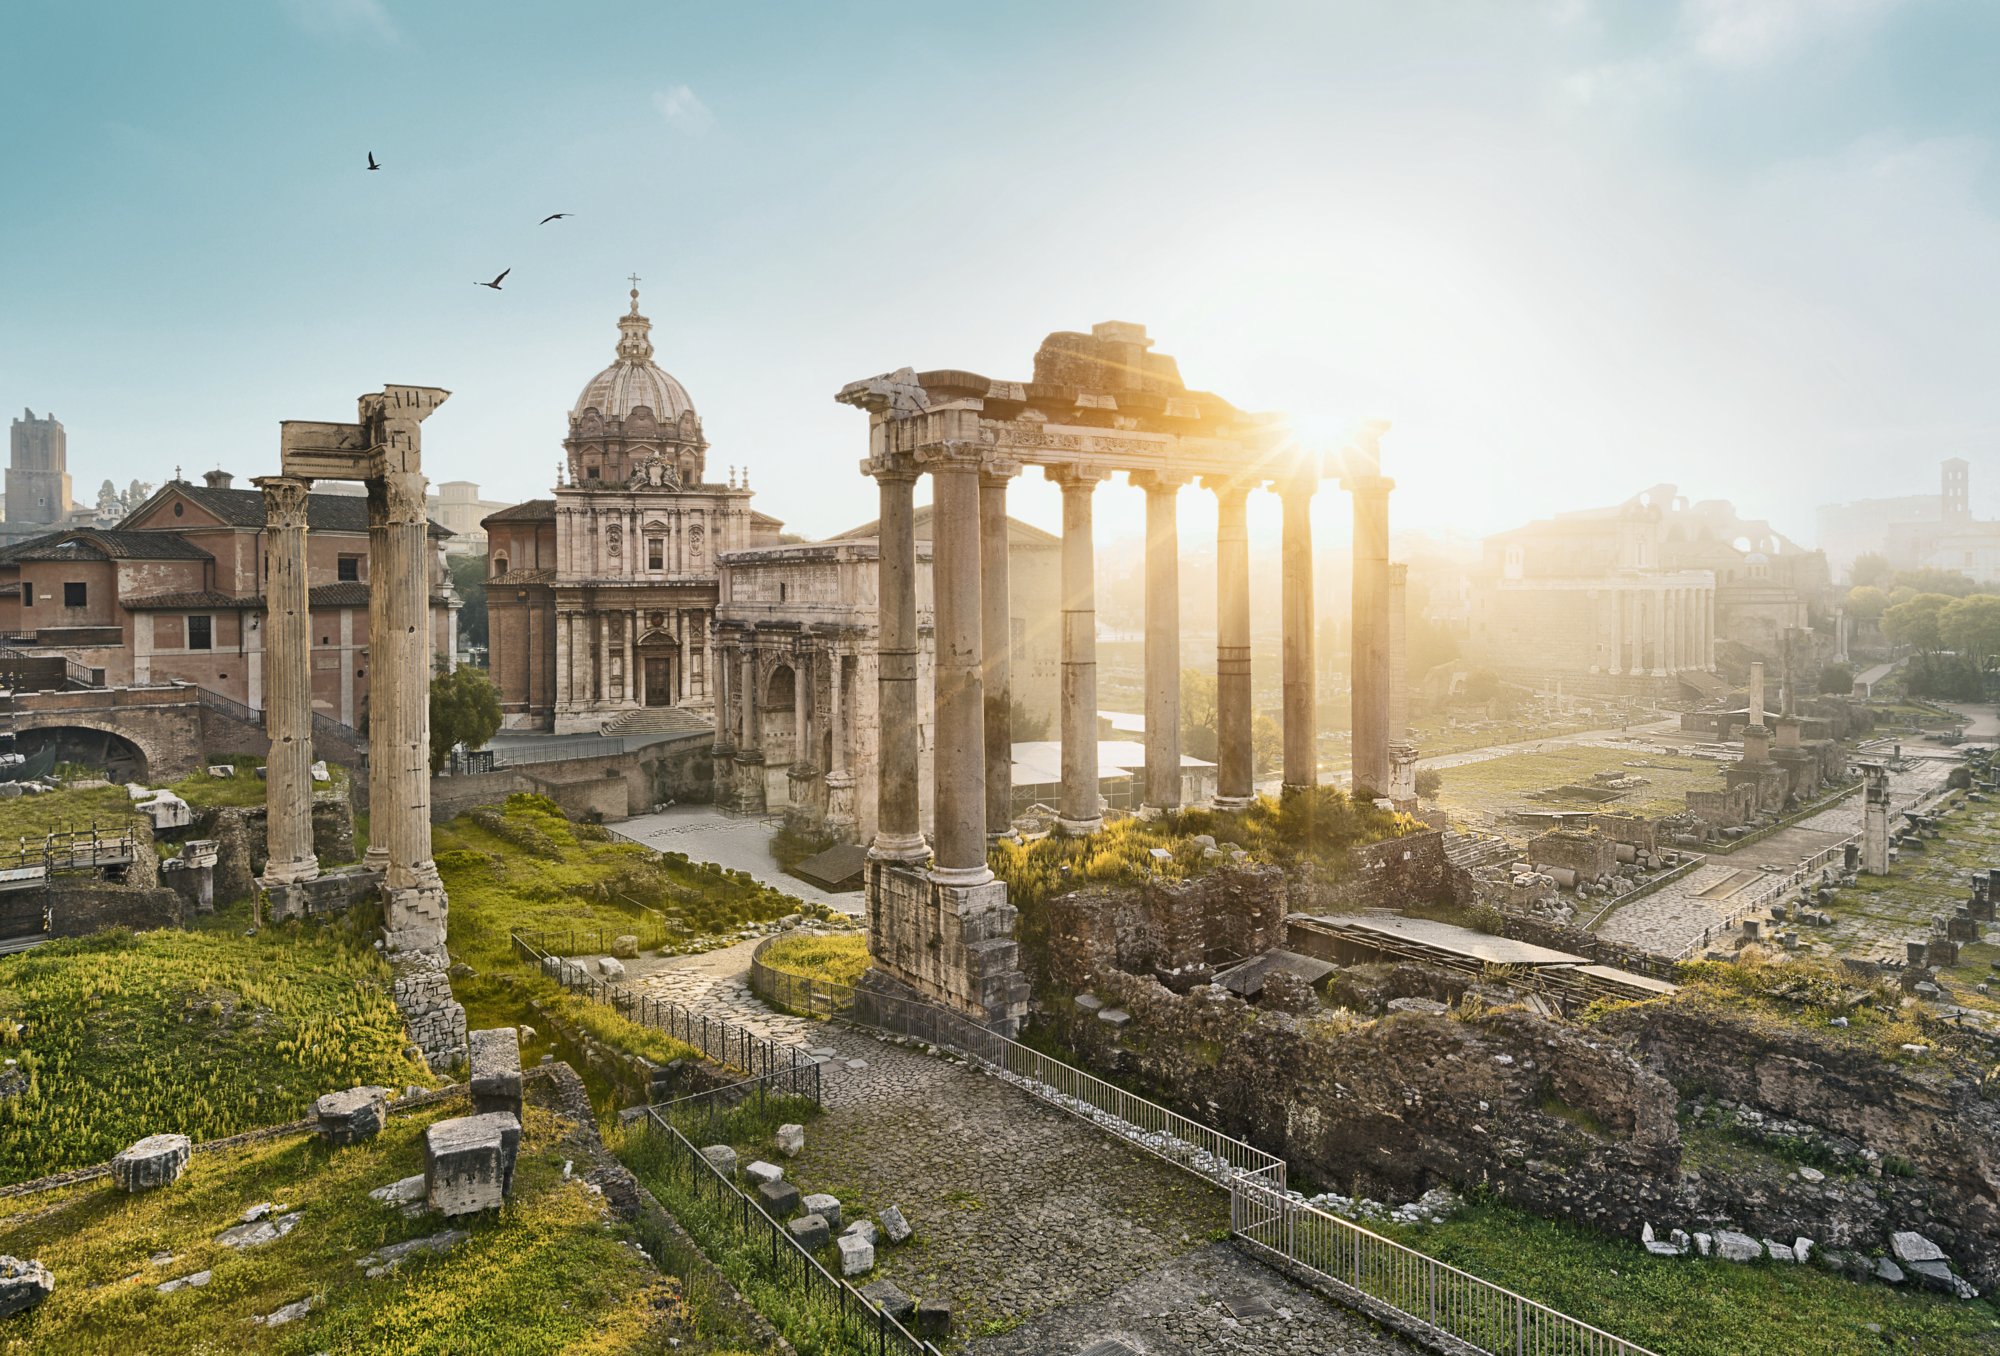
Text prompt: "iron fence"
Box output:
[[512, 929, 808, 1084], [1233, 1179, 1659, 1356], [639, 1103, 941, 1356]]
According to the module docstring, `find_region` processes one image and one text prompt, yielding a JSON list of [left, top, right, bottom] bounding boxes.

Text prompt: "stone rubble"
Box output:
[[837, 1231, 875, 1276], [217, 1211, 303, 1248], [358, 1229, 469, 1279], [774, 1123, 805, 1158], [314, 1086, 391, 1146], [251, 1295, 318, 1327], [155, 1269, 210, 1295], [423, 1111, 521, 1216], [0, 1256, 53, 1318], [110, 1133, 191, 1193]]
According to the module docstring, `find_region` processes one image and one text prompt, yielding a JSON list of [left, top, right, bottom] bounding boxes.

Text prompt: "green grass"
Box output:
[[0, 1099, 743, 1355], [0, 905, 434, 1185], [0, 782, 140, 846], [1364, 1199, 2000, 1356], [754, 933, 870, 989], [1432, 744, 1728, 824]]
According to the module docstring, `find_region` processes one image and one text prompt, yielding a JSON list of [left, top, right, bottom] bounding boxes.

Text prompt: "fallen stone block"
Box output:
[[914, 1299, 952, 1341], [860, 1279, 915, 1324], [597, 956, 626, 980], [155, 1269, 210, 1295], [1764, 1240, 1796, 1263], [878, 1204, 912, 1243], [1890, 1231, 1946, 1265], [358, 1229, 469, 1279], [216, 1211, 302, 1249], [613, 934, 641, 959], [757, 1180, 801, 1217], [1793, 1237, 1814, 1265], [699, 1145, 738, 1178], [253, 1295, 317, 1327], [111, 1134, 191, 1193], [1907, 1259, 1961, 1295], [837, 1232, 875, 1276], [775, 1124, 805, 1158], [744, 1160, 784, 1186], [368, 1174, 427, 1206], [1875, 1257, 1906, 1284], [788, 1213, 831, 1250], [468, 1027, 524, 1120], [0, 1257, 53, 1317], [424, 1111, 522, 1216], [801, 1193, 842, 1229], [314, 1086, 390, 1146], [1096, 1007, 1132, 1029], [1713, 1230, 1762, 1263], [1074, 993, 1104, 1014]]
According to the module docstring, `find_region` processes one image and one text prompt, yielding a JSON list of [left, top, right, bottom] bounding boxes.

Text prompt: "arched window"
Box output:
[[765, 664, 795, 708], [493, 556, 509, 577]]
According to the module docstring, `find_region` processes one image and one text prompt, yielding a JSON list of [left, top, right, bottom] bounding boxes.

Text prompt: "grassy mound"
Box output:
[[0, 1096, 753, 1355], [754, 933, 869, 989], [0, 907, 432, 1185]]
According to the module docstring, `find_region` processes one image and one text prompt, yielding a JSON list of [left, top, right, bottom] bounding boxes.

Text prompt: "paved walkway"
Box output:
[[1415, 717, 1682, 772], [609, 805, 862, 914], [1592, 755, 1960, 956], [638, 941, 1417, 1354]]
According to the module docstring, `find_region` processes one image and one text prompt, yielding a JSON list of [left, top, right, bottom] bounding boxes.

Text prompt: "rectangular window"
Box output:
[[188, 615, 212, 651], [62, 582, 86, 608], [20, 584, 31, 609], [337, 555, 362, 582], [648, 538, 663, 570]]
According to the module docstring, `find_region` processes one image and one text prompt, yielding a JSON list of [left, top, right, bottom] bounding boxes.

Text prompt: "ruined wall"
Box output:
[[48, 881, 182, 937], [428, 732, 715, 823], [1305, 830, 1453, 914], [1038, 865, 1288, 991], [1526, 829, 1617, 882]]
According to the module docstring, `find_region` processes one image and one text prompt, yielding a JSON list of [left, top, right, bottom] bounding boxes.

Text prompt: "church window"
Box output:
[[648, 537, 663, 570], [62, 582, 86, 608], [19, 585, 31, 608], [173, 502, 183, 517], [586, 465, 600, 480], [779, 583, 788, 601], [493, 556, 509, 577], [188, 615, 212, 650], [337, 554, 361, 582]]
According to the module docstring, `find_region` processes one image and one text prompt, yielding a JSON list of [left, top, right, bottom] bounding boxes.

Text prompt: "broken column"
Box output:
[[468, 1027, 523, 1120], [1748, 661, 1766, 730], [257, 475, 319, 893], [1344, 424, 1394, 798], [1862, 763, 1892, 875]]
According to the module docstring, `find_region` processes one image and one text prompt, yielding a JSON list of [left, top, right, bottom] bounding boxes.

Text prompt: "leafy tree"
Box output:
[[1881, 593, 1956, 653], [1251, 714, 1282, 775], [449, 553, 488, 649], [1890, 568, 1977, 598], [429, 666, 502, 772], [1942, 593, 2000, 665], [1842, 585, 1889, 623], [1180, 668, 1219, 762], [1849, 553, 1891, 588], [1009, 697, 1051, 742], [1415, 767, 1443, 799], [1817, 662, 1854, 694]]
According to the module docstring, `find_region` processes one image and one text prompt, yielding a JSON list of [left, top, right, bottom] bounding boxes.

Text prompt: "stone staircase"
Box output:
[[599, 707, 710, 737], [1443, 829, 1518, 873]]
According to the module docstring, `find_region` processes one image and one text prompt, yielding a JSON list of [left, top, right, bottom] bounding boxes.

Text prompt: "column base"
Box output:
[[869, 833, 931, 864], [1210, 795, 1254, 812], [259, 857, 320, 889], [362, 847, 390, 872], [1056, 816, 1103, 837], [1138, 801, 1182, 819], [863, 861, 1027, 1036], [929, 863, 994, 888], [1281, 781, 1319, 796]]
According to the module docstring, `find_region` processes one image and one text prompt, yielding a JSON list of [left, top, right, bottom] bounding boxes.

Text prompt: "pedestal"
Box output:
[[863, 859, 1028, 1035]]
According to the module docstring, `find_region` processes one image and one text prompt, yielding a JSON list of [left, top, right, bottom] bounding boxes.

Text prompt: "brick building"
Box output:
[[0, 469, 457, 725]]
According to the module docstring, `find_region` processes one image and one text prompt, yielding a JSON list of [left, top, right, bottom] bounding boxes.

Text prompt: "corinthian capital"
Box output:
[[254, 476, 312, 530]]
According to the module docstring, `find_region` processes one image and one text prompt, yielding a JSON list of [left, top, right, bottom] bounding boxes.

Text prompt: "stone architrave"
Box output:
[[256, 475, 319, 890]]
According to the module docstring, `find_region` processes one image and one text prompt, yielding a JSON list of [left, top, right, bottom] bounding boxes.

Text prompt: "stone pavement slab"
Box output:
[[609, 805, 861, 914]]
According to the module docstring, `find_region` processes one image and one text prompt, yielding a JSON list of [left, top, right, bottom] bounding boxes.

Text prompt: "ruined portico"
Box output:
[[259, 386, 466, 1069], [837, 323, 1377, 1030]]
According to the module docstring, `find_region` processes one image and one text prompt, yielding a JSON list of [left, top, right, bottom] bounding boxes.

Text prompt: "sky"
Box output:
[[5, 0, 2000, 552]]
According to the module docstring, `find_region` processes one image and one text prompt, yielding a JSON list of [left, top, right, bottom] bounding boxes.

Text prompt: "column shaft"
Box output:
[[1608, 587, 1623, 674], [364, 483, 395, 870], [1057, 472, 1103, 834], [871, 470, 926, 859], [1349, 476, 1393, 797], [1213, 483, 1253, 807], [980, 471, 1014, 836], [1141, 477, 1183, 810], [379, 469, 437, 892], [258, 476, 317, 885], [931, 459, 990, 880]]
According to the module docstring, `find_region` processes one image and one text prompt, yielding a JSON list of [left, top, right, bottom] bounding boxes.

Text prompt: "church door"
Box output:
[[645, 657, 672, 706]]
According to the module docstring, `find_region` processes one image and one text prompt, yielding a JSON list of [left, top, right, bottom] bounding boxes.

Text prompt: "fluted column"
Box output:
[[377, 466, 439, 893], [1705, 589, 1717, 670], [1345, 457, 1394, 799], [1209, 479, 1253, 809], [257, 475, 317, 886], [363, 480, 394, 871], [1053, 467, 1107, 835], [711, 638, 733, 755], [930, 451, 990, 881], [1280, 479, 1319, 792], [871, 465, 927, 860], [1136, 472, 1186, 811], [980, 465, 1016, 838]]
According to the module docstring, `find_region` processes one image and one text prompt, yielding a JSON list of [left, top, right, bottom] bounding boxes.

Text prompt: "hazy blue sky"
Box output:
[[5, 0, 2000, 547]]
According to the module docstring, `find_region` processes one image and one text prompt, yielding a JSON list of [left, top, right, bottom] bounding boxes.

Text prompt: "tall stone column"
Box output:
[[376, 466, 440, 897], [1650, 587, 1667, 676], [1209, 479, 1253, 809], [824, 650, 856, 841], [1053, 468, 1106, 835], [980, 465, 1016, 838], [1862, 763, 1891, 875], [1344, 448, 1394, 799], [363, 482, 394, 872], [930, 451, 990, 882], [1136, 472, 1185, 811], [871, 466, 927, 860], [257, 475, 318, 887], [1748, 660, 1766, 728], [1706, 589, 1717, 670], [1607, 587, 1623, 675], [1387, 562, 1409, 740], [1280, 478, 1318, 792], [1666, 589, 1680, 673], [596, 611, 611, 707]]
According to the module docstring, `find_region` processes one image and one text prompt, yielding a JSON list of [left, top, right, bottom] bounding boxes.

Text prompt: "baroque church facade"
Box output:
[[484, 285, 781, 732]]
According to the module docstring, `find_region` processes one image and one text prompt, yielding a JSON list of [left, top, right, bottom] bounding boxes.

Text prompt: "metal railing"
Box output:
[[513, 929, 809, 1084], [749, 946, 1286, 1191], [1234, 1179, 1658, 1356], [483, 735, 631, 769], [639, 1107, 941, 1356]]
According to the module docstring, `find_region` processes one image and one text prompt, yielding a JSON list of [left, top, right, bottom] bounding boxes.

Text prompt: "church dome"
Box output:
[[571, 284, 696, 423]]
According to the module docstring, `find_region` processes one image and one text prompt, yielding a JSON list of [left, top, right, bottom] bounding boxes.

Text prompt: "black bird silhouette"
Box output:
[[539, 212, 572, 225], [476, 268, 511, 291], [367, 151, 380, 171]]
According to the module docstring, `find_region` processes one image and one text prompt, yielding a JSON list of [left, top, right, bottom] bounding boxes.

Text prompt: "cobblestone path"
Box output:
[[1593, 755, 1959, 957], [638, 941, 1418, 1353]]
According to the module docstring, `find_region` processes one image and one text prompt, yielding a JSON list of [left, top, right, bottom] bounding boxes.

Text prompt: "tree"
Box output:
[[1818, 662, 1854, 694], [1942, 594, 2000, 666], [1251, 714, 1282, 775], [449, 553, 488, 649], [1180, 668, 1219, 762], [1849, 553, 1891, 588], [1009, 697, 1050, 742], [429, 666, 502, 772], [1415, 767, 1443, 799], [1843, 585, 1889, 624], [1890, 568, 1977, 598], [1881, 593, 1955, 653]]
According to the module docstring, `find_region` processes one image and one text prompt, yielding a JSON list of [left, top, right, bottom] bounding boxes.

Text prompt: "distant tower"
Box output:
[[1942, 457, 1971, 526], [7, 409, 72, 526]]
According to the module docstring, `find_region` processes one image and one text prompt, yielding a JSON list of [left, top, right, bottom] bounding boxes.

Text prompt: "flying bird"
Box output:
[[476, 268, 511, 291], [367, 151, 380, 171], [539, 212, 572, 225]]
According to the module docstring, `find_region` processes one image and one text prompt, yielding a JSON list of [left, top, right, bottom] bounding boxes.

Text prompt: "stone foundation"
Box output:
[[263, 865, 383, 923], [388, 947, 467, 1073], [865, 859, 1028, 1034]]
